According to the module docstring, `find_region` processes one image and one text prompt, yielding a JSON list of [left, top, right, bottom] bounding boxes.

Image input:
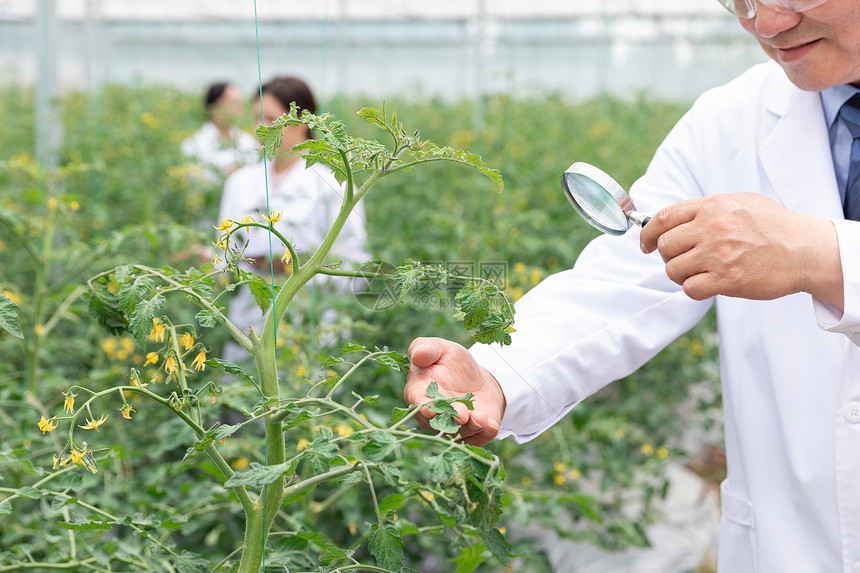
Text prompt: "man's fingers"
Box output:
[[640, 199, 701, 254], [408, 337, 445, 368]]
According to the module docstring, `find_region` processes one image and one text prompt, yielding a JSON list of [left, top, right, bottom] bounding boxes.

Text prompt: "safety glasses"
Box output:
[[717, 0, 829, 18]]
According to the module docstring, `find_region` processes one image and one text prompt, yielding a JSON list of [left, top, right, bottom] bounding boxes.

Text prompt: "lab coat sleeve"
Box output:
[[469, 102, 715, 443], [813, 219, 860, 345]]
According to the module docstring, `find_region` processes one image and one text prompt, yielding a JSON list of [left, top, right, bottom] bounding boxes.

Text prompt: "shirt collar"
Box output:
[[821, 84, 860, 129]]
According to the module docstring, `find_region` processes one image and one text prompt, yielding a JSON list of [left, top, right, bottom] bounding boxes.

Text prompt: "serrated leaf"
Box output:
[[17, 486, 44, 500], [424, 453, 454, 483], [482, 528, 512, 565], [378, 494, 405, 514], [50, 496, 77, 510], [195, 309, 217, 328], [429, 413, 460, 435], [0, 295, 23, 339], [174, 550, 209, 573], [362, 431, 398, 462], [381, 466, 401, 488], [87, 284, 127, 335], [128, 294, 165, 345], [59, 518, 112, 530], [0, 501, 11, 515], [248, 277, 274, 314], [373, 348, 409, 372], [223, 461, 294, 488], [368, 523, 403, 571], [389, 407, 411, 427], [204, 358, 256, 385], [341, 342, 366, 354], [320, 546, 354, 565]]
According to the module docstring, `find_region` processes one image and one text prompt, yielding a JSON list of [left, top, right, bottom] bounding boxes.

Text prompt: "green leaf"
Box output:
[[368, 523, 403, 571], [481, 528, 512, 565], [195, 309, 217, 328], [389, 407, 411, 427], [50, 496, 77, 510], [424, 453, 454, 483], [16, 486, 44, 500], [373, 348, 410, 372], [378, 494, 405, 514], [59, 518, 112, 530], [0, 501, 11, 515], [174, 550, 210, 573], [248, 277, 275, 314], [86, 284, 127, 335], [362, 431, 398, 462], [128, 293, 165, 345], [205, 358, 257, 386], [0, 295, 23, 339], [223, 461, 294, 488], [381, 466, 401, 488], [429, 413, 460, 435], [341, 342, 367, 354], [320, 546, 355, 565]]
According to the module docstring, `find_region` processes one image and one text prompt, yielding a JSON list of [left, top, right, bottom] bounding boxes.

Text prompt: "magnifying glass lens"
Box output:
[[562, 172, 628, 234]]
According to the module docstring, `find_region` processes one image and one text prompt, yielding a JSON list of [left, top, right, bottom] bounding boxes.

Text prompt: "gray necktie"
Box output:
[[840, 94, 860, 221]]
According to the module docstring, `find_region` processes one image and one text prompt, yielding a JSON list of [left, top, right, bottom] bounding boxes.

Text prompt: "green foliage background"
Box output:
[[0, 84, 720, 571]]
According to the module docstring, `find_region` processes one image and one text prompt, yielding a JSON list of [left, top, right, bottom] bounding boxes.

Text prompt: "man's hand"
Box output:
[[639, 193, 843, 310], [404, 337, 506, 446]]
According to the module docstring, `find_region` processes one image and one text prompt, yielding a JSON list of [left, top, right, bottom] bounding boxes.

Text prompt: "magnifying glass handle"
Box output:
[[628, 210, 651, 228]]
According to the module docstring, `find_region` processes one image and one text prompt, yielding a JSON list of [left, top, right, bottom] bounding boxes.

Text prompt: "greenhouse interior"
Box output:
[[4, 0, 831, 572]]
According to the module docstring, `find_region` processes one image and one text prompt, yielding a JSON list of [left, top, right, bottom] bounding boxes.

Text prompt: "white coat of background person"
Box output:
[[182, 82, 259, 182], [403, 1, 860, 572], [218, 76, 368, 362]]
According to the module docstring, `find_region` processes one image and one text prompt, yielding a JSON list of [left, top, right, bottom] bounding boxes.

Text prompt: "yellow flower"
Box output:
[[143, 352, 159, 366], [69, 200, 80, 211], [37, 416, 58, 434], [213, 255, 221, 265], [129, 370, 147, 388], [640, 444, 654, 456], [512, 287, 524, 301], [296, 438, 310, 451], [48, 198, 58, 209], [164, 355, 178, 375], [566, 468, 582, 480], [553, 473, 566, 485], [553, 461, 567, 473], [78, 414, 108, 432], [52, 454, 60, 469], [34, 324, 44, 335], [260, 208, 284, 223], [295, 365, 308, 378], [232, 457, 250, 470], [1, 290, 21, 305], [530, 269, 542, 286], [241, 215, 255, 224], [214, 218, 233, 231], [213, 236, 228, 250], [657, 447, 669, 459], [120, 405, 134, 420], [149, 317, 165, 342], [63, 392, 76, 414], [86, 464, 98, 474], [191, 350, 207, 371], [513, 262, 526, 274], [499, 527, 507, 535], [140, 112, 160, 129], [69, 447, 86, 466], [614, 428, 626, 440], [179, 332, 194, 350], [334, 424, 353, 437]]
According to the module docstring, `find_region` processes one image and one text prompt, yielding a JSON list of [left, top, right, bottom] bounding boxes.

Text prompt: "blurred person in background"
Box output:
[[217, 76, 368, 362], [403, 1, 860, 571], [182, 81, 259, 181]]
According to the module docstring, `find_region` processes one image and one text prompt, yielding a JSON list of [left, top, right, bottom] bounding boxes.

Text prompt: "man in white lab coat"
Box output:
[[404, 1, 860, 571]]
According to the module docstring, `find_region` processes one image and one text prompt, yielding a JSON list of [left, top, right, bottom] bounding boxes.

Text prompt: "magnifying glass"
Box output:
[[560, 162, 651, 236]]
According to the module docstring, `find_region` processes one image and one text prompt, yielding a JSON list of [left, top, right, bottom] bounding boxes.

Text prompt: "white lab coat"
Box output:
[[470, 61, 860, 572], [181, 121, 259, 182]]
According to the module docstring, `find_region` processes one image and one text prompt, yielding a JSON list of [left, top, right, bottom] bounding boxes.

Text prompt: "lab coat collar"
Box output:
[[759, 73, 842, 219]]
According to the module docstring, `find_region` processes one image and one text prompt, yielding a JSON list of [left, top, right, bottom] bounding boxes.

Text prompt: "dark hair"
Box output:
[[257, 76, 316, 117], [204, 82, 231, 110]]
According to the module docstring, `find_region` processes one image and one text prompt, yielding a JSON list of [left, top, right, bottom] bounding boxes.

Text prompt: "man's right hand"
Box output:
[[404, 337, 507, 446]]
